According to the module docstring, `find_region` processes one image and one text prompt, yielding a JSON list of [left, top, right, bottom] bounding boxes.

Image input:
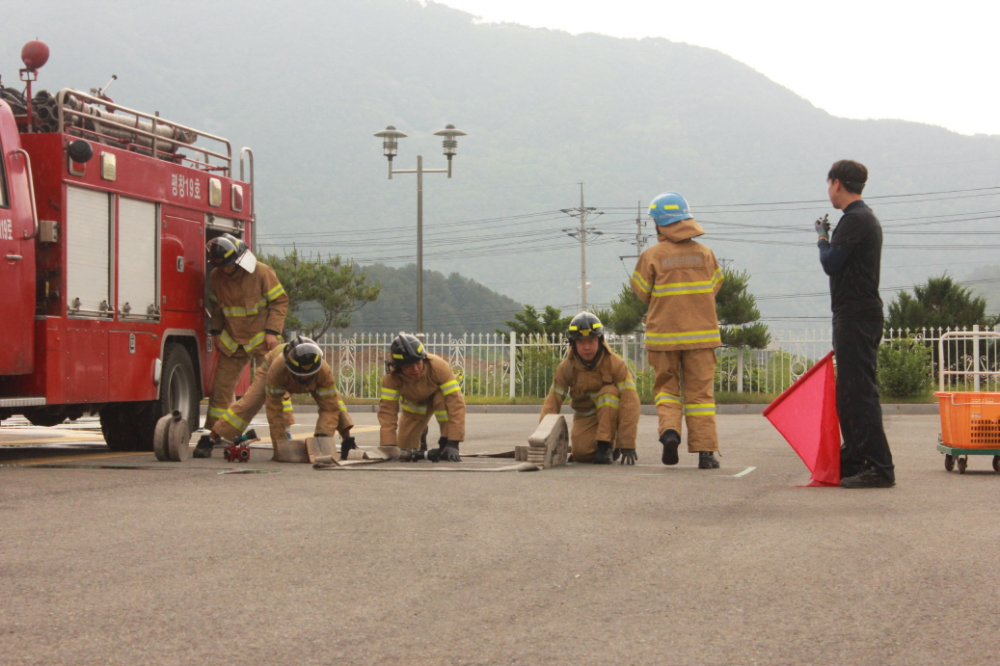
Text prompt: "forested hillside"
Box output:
[[344, 264, 522, 334], [8, 0, 1000, 328]]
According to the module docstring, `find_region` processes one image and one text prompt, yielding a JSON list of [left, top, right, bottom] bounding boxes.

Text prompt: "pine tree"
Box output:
[[716, 268, 770, 349]]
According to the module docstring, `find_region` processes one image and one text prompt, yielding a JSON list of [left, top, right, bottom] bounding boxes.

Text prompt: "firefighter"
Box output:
[[377, 333, 465, 462], [195, 233, 288, 457], [263, 336, 353, 446], [540, 312, 640, 464], [193, 342, 342, 460], [631, 192, 724, 469]]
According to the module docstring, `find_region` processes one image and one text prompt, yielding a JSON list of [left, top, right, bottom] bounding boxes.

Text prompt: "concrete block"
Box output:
[[527, 414, 569, 469]]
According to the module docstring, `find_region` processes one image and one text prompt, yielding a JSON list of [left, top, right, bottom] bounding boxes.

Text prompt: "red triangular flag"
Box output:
[[762, 351, 841, 487]]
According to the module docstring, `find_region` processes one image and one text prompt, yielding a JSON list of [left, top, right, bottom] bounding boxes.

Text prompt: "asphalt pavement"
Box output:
[[1, 412, 998, 666]]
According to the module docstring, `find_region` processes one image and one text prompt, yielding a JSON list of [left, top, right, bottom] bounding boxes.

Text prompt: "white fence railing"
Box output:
[[315, 326, 999, 400]]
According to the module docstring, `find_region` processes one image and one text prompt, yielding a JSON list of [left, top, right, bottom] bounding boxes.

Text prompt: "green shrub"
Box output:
[[877, 339, 933, 398]]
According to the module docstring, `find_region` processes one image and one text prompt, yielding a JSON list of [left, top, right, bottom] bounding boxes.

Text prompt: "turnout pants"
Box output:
[[649, 348, 719, 452], [205, 348, 256, 430], [397, 392, 452, 450], [570, 384, 622, 463], [211, 362, 294, 441], [833, 317, 895, 481]]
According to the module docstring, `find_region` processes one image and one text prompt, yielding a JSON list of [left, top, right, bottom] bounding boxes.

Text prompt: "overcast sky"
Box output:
[[434, 0, 1000, 137]]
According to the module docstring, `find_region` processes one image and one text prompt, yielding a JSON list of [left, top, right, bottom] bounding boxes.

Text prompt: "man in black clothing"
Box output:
[[816, 159, 895, 489]]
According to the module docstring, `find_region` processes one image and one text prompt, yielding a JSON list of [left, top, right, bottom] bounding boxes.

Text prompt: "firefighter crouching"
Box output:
[[263, 336, 354, 446], [377, 334, 466, 462], [631, 192, 723, 469], [193, 343, 333, 460], [540, 312, 640, 464], [196, 234, 288, 457]]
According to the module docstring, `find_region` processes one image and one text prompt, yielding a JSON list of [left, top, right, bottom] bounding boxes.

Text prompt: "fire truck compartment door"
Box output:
[[117, 197, 159, 320], [0, 107, 35, 375], [66, 186, 112, 318]]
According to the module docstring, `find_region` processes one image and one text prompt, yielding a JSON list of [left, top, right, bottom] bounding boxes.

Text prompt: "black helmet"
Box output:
[[389, 333, 427, 372], [206, 233, 248, 268], [283, 335, 324, 382], [568, 312, 604, 341]]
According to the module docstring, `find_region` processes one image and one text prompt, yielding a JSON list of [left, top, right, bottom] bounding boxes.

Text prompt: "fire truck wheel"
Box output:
[[100, 404, 135, 451], [135, 344, 199, 449]]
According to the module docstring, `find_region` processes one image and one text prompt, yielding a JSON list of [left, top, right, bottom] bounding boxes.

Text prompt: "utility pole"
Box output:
[[719, 258, 733, 271], [561, 183, 601, 311], [618, 200, 649, 266]]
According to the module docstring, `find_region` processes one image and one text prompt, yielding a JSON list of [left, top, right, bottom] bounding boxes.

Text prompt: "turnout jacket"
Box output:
[[209, 262, 288, 356], [540, 340, 640, 448], [264, 355, 351, 443], [631, 218, 723, 352], [378, 353, 466, 445]]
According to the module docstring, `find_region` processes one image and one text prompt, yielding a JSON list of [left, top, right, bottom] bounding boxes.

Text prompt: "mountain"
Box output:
[[342, 263, 522, 334], [8, 0, 1000, 330]]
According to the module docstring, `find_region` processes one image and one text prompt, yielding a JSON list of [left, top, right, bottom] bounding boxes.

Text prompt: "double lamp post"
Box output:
[[375, 124, 467, 334]]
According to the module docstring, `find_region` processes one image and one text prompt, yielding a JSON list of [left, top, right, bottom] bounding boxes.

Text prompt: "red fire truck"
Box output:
[[0, 41, 254, 450]]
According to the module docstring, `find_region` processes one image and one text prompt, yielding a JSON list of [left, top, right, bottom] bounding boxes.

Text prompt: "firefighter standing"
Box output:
[[195, 233, 288, 457], [377, 334, 466, 462], [631, 192, 724, 469], [263, 336, 353, 446], [540, 312, 640, 464]]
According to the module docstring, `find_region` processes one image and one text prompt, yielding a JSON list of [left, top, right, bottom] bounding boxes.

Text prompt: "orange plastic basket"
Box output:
[[935, 392, 1000, 448]]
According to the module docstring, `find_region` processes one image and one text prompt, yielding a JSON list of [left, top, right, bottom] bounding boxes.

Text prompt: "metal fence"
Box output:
[[316, 326, 1000, 400]]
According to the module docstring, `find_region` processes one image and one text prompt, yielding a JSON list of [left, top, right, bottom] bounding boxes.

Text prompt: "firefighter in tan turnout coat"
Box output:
[[263, 336, 354, 446], [631, 192, 724, 469], [195, 233, 288, 458], [193, 343, 305, 459], [377, 333, 466, 462], [541, 312, 640, 464]]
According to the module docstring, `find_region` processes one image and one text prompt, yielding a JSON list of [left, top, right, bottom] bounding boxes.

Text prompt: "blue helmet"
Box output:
[[648, 192, 693, 226]]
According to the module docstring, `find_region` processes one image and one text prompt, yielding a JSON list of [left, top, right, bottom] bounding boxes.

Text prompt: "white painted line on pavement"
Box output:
[[733, 466, 756, 477]]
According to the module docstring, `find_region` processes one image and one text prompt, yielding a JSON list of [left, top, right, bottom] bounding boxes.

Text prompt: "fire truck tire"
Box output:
[[100, 404, 135, 451], [100, 344, 199, 451]]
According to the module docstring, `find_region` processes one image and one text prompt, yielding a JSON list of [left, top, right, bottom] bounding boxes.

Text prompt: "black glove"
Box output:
[[618, 448, 637, 465], [814, 214, 830, 241], [339, 436, 357, 460], [438, 440, 461, 463]]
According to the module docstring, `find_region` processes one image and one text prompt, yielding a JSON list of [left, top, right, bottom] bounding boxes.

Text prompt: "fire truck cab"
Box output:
[[0, 41, 254, 450]]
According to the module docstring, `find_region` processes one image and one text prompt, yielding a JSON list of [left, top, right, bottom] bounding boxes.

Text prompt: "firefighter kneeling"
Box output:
[[263, 336, 353, 448], [377, 334, 466, 462], [193, 341, 346, 460], [540, 312, 640, 464]]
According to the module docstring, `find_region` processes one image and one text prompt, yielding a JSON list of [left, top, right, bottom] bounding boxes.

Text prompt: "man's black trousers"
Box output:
[[832, 317, 895, 481]]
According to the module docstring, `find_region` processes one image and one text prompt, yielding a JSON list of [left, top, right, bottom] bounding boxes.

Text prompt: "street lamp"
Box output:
[[374, 124, 467, 334]]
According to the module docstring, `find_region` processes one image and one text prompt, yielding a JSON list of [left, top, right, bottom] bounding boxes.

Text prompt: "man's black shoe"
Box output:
[[698, 451, 720, 469], [660, 430, 680, 466], [593, 441, 613, 465], [192, 434, 214, 459], [841, 467, 895, 488]]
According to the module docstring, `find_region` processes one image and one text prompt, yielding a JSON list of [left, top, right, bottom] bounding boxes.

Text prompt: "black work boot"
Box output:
[[698, 451, 720, 469], [192, 434, 214, 459], [593, 441, 613, 465], [840, 466, 895, 488], [659, 430, 680, 466]]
